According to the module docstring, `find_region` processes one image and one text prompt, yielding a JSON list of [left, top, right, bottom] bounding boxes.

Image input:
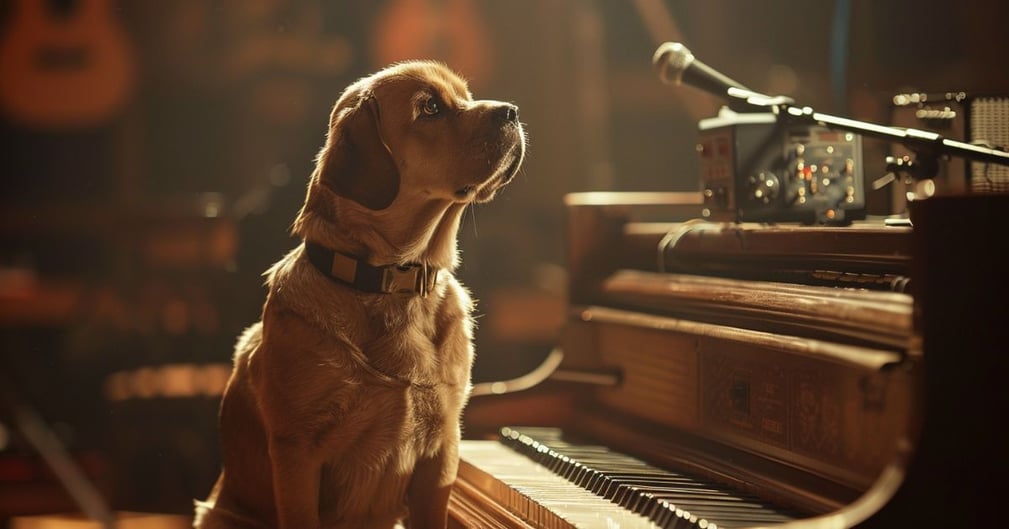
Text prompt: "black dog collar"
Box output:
[[304, 242, 438, 296]]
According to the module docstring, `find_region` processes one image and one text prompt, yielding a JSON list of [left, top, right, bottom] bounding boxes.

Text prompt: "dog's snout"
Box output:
[[495, 103, 519, 124]]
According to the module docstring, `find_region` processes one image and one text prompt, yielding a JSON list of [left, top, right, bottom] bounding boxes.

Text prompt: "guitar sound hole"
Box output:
[[37, 45, 91, 70]]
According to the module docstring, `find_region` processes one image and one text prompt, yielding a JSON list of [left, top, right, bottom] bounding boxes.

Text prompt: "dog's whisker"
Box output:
[[466, 202, 479, 238]]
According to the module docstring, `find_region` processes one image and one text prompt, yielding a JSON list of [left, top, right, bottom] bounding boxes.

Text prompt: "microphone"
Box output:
[[652, 42, 751, 98]]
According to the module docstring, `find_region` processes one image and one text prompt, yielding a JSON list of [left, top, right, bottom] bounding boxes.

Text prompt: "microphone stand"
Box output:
[[724, 87, 1009, 182]]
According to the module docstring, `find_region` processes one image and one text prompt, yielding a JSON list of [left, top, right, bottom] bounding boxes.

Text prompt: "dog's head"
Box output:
[[303, 61, 526, 212], [292, 61, 525, 267]]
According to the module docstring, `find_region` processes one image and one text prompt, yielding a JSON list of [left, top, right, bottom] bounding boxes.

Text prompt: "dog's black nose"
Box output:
[[495, 103, 519, 123]]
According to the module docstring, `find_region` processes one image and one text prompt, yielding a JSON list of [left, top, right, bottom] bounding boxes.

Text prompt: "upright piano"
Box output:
[[448, 192, 1009, 528]]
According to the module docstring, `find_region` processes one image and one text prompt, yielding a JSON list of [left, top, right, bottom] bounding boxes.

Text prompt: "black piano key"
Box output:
[[594, 473, 699, 498], [624, 483, 766, 506], [587, 468, 695, 484], [605, 477, 722, 504], [612, 482, 709, 508], [649, 497, 789, 520], [660, 506, 699, 529], [646, 495, 796, 528], [626, 488, 770, 520], [652, 503, 691, 529], [644, 492, 782, 514]]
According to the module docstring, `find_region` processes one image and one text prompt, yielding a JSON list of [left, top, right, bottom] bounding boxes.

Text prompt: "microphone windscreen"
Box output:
[[653, 42, 694, 85]]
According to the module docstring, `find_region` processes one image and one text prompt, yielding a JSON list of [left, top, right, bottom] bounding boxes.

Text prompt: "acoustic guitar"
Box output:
[[0, 0, 135, 129]]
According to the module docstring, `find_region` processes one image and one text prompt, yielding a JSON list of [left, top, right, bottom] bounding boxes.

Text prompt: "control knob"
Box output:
[[747, 171, 779, 203]]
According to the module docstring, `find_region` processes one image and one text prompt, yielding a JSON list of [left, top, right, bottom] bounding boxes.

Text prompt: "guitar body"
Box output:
[[0, 0, 135, 129], [373, 0, 493, 88]]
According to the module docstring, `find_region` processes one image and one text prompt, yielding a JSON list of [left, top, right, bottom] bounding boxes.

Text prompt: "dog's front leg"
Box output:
[[269, 437, 322, 529], [406, 444, 458, 529]]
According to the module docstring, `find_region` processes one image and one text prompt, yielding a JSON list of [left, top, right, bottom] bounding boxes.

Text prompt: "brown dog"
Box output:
[[193, 61, 525, 529]]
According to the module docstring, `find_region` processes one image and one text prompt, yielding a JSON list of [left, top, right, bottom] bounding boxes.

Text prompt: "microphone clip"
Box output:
[[724, 87, 795, 114]]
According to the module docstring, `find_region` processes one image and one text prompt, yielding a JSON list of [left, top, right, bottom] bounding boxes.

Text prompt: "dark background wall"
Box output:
[[1, 0, 1007, 519]]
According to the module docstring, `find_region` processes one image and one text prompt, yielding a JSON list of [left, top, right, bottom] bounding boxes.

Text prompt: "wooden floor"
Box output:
[[7, 512, 193, 529]]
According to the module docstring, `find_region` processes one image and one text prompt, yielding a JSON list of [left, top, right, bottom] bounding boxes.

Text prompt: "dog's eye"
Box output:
[[421, 98, 441, 117]]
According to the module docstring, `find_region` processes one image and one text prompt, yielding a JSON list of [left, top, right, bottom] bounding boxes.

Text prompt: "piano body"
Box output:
[[449, 192, 1009, 528]]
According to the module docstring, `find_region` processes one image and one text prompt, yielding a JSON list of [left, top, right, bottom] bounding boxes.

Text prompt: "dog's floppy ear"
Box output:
[[319, 92, 400, 210]]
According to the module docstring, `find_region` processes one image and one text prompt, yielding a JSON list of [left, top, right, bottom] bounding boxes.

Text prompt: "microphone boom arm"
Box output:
[[723, 87, 1009, 179]]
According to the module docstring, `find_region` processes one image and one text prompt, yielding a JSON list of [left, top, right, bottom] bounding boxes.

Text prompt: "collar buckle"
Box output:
[[382, 264, 434, 296]]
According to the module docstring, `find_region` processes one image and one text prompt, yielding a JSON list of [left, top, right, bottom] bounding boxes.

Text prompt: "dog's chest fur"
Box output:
[[246, 247, 474, 519], [261, 246, 475, 388]]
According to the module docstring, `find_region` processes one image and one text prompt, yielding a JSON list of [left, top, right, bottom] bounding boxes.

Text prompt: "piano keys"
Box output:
[[461, 426, 804, 528]]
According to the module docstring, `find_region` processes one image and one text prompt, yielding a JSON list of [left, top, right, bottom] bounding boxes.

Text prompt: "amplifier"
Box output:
[[697, 108, 865, 225], [890, 92, 1009, 194]]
